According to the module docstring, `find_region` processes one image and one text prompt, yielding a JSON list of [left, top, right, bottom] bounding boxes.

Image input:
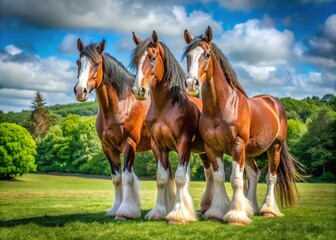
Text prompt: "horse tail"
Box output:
[[276, 142, 305, 207]]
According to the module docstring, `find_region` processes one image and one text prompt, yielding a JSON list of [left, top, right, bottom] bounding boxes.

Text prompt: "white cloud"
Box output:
[[58, 34, 78, 55], [216, 0, 264, 11], [0, 45, 77, 112], [218, 19, 294, 65], [5, 45, 23, 55], [1, 0, 222, 37]]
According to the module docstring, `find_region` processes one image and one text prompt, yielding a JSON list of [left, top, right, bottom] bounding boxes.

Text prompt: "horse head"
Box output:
[[74, 39, 105, 102], [183, 26, 214, 96], [131, 31, 165, 100]]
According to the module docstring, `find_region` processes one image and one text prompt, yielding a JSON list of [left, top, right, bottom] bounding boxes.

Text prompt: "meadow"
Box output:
[[0, 174, 335, 240]]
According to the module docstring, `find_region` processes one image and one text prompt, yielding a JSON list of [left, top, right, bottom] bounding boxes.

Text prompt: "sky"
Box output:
[[0, 0, 335, 113]]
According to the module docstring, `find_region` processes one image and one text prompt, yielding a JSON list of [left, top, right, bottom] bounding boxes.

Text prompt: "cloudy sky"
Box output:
[[0, 0, 335, 112]]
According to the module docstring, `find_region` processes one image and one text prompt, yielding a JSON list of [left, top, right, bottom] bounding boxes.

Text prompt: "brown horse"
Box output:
[[130, 31, 215, 224], [74, 39, 152, 219], [183, 27, 304, 225]]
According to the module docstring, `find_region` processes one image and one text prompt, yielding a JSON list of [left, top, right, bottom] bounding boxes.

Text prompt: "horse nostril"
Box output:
[[83, 88, 87, 94], [194, 79, 199, 87], [184, 80, 188, 89], [140, 87, 146, 95]]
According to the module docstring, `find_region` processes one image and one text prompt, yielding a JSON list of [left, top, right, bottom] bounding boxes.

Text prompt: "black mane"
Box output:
[[81, 43, 135, 97]]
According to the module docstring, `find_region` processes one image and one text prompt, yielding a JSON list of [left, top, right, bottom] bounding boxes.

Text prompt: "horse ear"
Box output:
[[204, 26, 213, 43], [151, 30, 159, 46], [77, 39, 84, 52], [97, 39, 105, 54], [184, 29, 192, 44], [132, 32, 142, 45]]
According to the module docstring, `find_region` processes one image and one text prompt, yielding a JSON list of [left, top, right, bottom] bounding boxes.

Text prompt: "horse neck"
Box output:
[[201, 57, 237, 116], [96, 79, 133, 120], [150, 77, 173, 110]]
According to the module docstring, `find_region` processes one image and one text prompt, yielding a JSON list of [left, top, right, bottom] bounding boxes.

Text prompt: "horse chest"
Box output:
[[148, 120, 176, 150]]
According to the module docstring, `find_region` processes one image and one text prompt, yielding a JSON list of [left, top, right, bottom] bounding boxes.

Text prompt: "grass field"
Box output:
[[0, 174, 335, 240]]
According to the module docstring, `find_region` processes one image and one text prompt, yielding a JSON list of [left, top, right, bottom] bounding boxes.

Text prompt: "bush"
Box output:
[[319, 172, 336, 182], [0, 123, 37, 179]]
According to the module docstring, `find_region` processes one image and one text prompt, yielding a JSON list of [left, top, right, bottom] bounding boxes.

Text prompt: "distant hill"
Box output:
[[47, 101, 98, 117]]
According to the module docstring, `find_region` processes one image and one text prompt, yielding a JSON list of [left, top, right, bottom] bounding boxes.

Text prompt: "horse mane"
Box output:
[[183, 36, 247, 97], [81, 44, 135, 97], [130, 39, 186, 104]]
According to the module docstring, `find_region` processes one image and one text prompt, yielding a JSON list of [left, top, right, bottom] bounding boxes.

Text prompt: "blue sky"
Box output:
[[0, 0, 335, 112]]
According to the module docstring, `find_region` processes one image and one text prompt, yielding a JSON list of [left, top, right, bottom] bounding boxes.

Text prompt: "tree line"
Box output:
[[1, 92, 335, 181]]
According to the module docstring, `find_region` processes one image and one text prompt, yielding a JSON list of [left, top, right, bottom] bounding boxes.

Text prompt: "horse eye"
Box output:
[[204, 52, 211, 59], [95, 62, 99, 68], [150, 57, 156, 62]]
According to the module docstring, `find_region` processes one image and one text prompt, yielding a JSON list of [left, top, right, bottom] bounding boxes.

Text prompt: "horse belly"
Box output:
[[246, 109, 280, 156]]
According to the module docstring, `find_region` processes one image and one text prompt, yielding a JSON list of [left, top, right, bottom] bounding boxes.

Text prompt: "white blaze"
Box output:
[[187, 46, 204, 81], [77, 56, 91, 89], [134, 51, 147, 89]]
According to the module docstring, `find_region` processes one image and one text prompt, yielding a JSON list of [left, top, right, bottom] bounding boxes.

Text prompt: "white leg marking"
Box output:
[[115, 169, 141, 219], [260, 171, 284, 217], [200, 165, 214, 213], [245, 164, 261, 215], [166, 163, 198, 223], [145, 162, 175, 220], [204, 158, 230, 220], [106, 172, 122, 216], [223, 161, 254, 225]]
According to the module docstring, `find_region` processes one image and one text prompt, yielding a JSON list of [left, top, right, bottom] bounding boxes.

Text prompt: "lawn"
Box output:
[[0, 174, 335, 240]]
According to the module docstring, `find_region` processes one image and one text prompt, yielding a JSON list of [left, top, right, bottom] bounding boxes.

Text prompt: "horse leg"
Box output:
[[145, 142, 176, 220], [260, 142, 284, 217], [198, 153, 214, 214], [166, 137, 197, 224], [115, 141, 141, 219], [224, 137, 254, 225], [103, 145, 123, 217], [245, 157, 260, 215], [203, 145, 230, 221]]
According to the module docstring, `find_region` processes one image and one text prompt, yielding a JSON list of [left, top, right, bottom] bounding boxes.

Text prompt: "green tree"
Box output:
[[0, 123, 37, 179], [29, 92, 51, 139], [295, 107, 336, 180]]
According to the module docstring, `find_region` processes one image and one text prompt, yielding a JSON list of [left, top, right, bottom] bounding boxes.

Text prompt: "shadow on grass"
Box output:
[[0, 210, 151, 228]]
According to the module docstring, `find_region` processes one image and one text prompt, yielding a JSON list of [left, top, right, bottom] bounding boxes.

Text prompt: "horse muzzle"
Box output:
[[132, 86, 148, 100], [184, 77, 199, 96], [74, 83, 89, 102]]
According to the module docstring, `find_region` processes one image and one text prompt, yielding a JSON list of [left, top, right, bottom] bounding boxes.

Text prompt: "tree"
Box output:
[[294, 107, 336, 180], [0, 123, 37, 179], [29, 92, 51, 139]]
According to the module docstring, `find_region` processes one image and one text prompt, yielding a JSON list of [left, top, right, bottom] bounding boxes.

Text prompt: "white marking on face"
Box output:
[[134, 51, 147, 89], [187, 46, 204, 81], [77, 56, 91, 89]]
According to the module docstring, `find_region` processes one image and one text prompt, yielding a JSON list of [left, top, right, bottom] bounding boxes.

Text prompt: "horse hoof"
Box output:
[[262, 212, 276, 217], [168, 219, 187, 225], [227, 221, 246, 226], [114, 215, 127, 220]]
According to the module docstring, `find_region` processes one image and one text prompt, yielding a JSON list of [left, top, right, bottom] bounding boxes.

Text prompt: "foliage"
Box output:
[[0, 123, 37, 179], [29, 92, 51, 139], [293, 107, 336, 180]]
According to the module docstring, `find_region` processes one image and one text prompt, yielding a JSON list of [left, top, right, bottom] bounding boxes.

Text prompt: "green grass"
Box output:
[[1, 174, 335, 240]]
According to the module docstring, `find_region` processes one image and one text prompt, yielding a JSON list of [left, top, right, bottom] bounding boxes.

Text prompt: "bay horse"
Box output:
[[182, 27, 304, 225], [130, 31, 215, 224], [74, 39, 152, 219]]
